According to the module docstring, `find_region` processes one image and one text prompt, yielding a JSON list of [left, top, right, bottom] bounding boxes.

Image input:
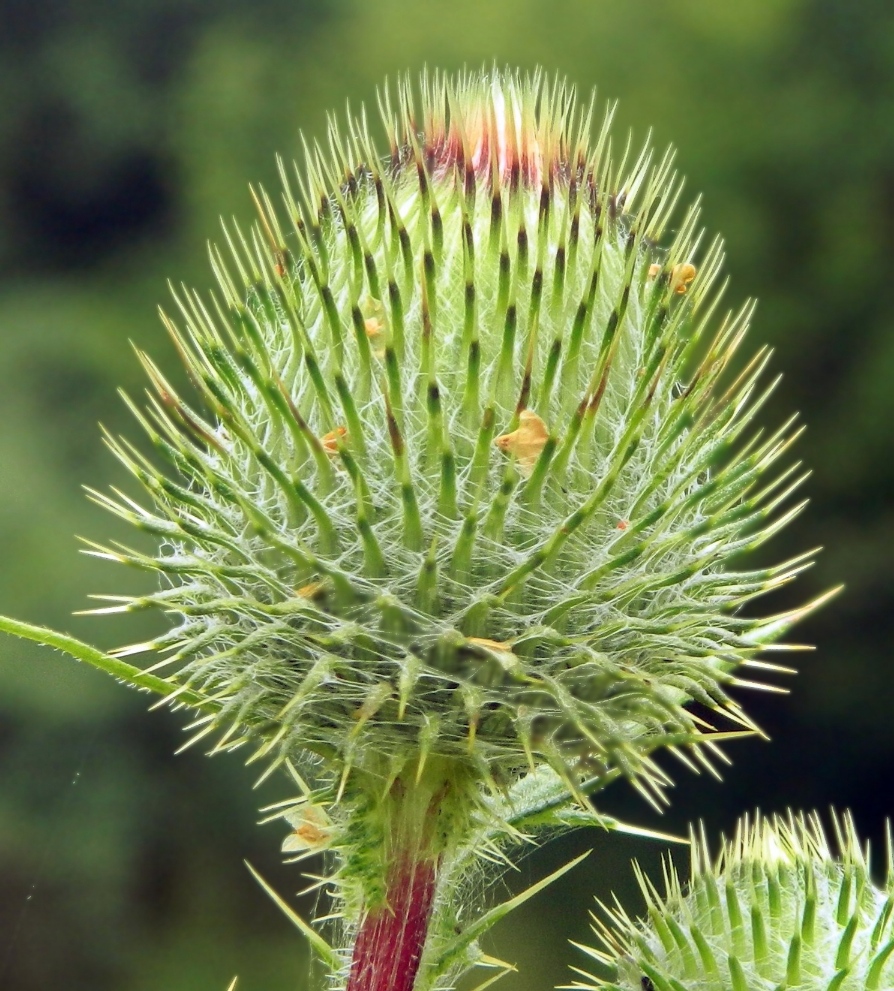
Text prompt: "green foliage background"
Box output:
[[0, 1, 892, 989]]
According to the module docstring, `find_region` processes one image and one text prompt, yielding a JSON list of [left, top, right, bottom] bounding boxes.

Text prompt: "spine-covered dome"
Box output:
[[0, 66, 842, 991], [578, 811, 894, 991], [88, 68, 823, 809]]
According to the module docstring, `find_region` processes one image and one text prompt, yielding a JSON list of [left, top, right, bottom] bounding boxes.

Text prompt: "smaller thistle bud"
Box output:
[[577, 811, 894, 991]]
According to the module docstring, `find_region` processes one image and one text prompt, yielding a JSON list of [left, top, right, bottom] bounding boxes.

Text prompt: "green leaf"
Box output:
[[434, 851, 591, 975], [0, 615, 215, 713], [245, 861, 341, 970]]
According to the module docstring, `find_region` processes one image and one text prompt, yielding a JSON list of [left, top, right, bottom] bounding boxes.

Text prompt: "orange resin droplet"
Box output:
[[494, 409, 548, 475], [648, 261, 696, 294], [467, 636, 513, 652], [321, 426, 347, 454], [296, 581, 326, 598], [671, 262, 697, 294], [282, 805, 334, 853]]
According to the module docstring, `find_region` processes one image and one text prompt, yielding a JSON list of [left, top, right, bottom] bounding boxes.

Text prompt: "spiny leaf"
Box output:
[[435, 851, 591, 973], [0, 615, 213, 712], [245, 861, 341, 970]]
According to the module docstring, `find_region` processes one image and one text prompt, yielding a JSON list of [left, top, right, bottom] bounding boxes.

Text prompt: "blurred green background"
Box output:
[[1, 1, 893, 988]]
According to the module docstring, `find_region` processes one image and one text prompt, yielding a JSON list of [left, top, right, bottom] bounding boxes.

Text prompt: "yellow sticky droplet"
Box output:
[[296, 581, 326, 599], [320, 426, 347, 454], [671, 262, 697, 294], [361, 299, 387, 359], [361, 296, 387, 340], [648, 261, 697, 294], [282, 804, 334, 854], [466, 636, 522, 676], [272, 249, 288, 279], [494, 409, 548, 476], [467, 636, 513, 652]]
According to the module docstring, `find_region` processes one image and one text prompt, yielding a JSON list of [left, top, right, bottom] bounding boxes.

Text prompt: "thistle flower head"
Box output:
[[578, 811, 894, 991], [89, 67, 820, 816]]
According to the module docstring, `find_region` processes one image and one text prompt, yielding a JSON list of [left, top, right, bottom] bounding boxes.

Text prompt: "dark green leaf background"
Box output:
[[1, 2, 892, 988]]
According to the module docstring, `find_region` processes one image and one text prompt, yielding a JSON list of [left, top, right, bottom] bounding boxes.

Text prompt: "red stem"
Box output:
[[346, 857, 438, 991]]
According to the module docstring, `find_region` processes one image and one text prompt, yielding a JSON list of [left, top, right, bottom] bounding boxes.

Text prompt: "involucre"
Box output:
[[7, 67, 834, 990], [93, 70, 814, 801], [578, 812, 894, 991]]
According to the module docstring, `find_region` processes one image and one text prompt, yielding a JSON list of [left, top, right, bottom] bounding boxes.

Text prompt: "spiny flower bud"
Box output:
[[0, 65, 841, 991], [84, 67, 824, 814], [577, 811, 894, 991]]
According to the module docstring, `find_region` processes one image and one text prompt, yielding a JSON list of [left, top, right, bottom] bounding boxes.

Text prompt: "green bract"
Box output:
[[578, 811, 894, 991], [85, 68, 819, 810]]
